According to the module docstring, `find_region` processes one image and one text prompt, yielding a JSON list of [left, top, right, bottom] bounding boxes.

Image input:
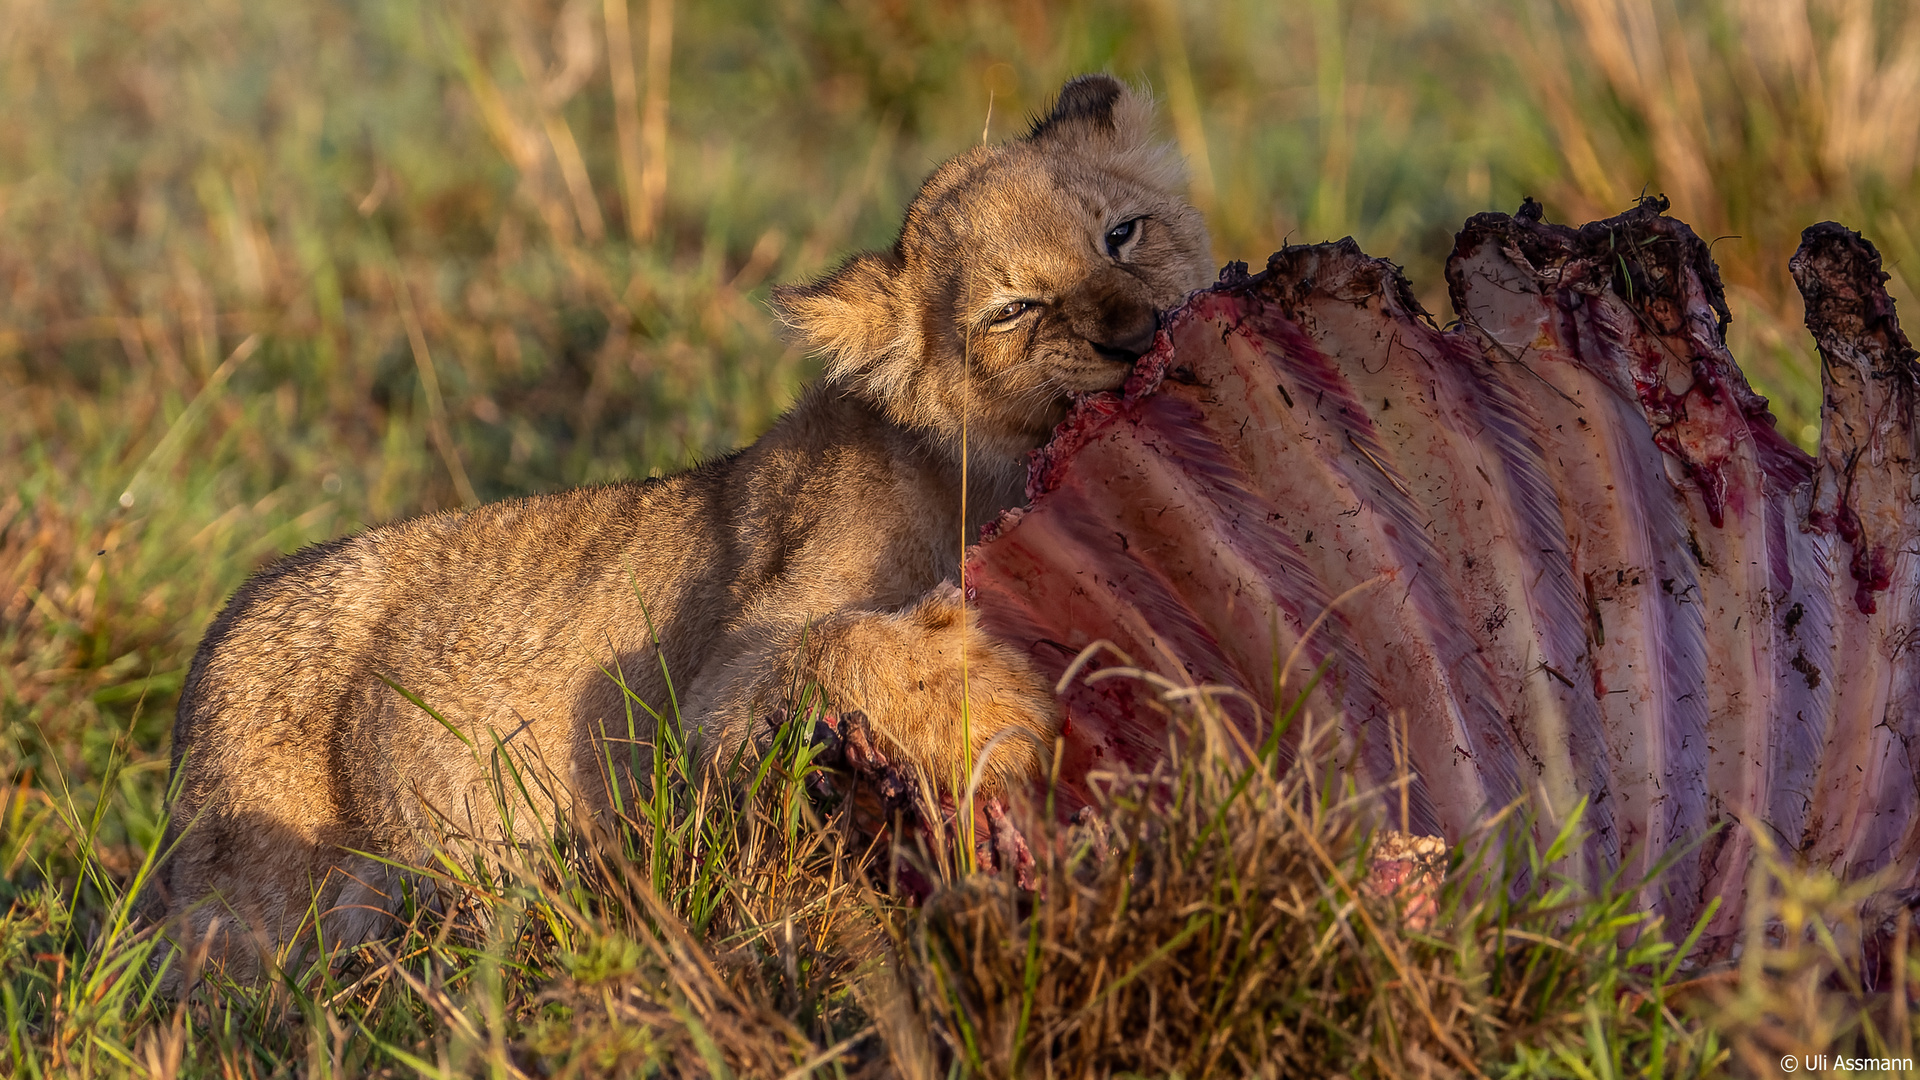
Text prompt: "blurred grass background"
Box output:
[[4, 0, 1920, 946]]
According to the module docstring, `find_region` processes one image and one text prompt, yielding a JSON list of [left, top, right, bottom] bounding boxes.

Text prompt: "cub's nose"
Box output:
[[1091, 309, 1159, 363]]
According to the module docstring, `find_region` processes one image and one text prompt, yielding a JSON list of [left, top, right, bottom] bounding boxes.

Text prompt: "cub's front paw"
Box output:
[[689, 587, 1062, 803], [797, 587, 1061, 798]]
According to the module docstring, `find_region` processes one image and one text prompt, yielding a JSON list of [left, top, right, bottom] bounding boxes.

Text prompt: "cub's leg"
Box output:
[[149, 569, 419, 990], [151, 678, 417, 992], [150, 811, 399, 993], [689, 584, 1059, 796]]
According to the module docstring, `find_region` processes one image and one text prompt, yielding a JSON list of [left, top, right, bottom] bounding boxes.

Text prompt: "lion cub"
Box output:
[[151, 75, 1212, 977]]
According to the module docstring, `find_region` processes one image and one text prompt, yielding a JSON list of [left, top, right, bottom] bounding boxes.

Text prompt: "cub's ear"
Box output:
[[770, 251, 920, 399], [1025, 74, 1153, 149]]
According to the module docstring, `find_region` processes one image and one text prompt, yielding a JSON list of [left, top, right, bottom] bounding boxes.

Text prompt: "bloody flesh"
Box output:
[[963, 202, 1920, 941]]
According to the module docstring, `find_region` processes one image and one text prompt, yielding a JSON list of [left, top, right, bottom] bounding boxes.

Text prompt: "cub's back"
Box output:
[[165, 474, 734, 858]]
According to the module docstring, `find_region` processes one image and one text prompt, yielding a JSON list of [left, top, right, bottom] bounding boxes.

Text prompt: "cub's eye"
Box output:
[[989, 300, 1036, 327], [1104, 218, 1141, 257]]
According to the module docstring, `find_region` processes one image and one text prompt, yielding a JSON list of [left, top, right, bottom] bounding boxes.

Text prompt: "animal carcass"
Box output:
[[962, 200, 1920, 939]]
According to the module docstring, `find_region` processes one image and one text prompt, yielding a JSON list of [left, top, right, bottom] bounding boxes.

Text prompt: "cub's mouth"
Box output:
[[1051, 355, 1140, 397], [1090, 321, 1159, 367], [1083, 313, 1162, 389]]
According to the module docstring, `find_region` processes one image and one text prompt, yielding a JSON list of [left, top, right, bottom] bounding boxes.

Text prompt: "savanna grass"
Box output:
[[14, 657, 1915, 1076]]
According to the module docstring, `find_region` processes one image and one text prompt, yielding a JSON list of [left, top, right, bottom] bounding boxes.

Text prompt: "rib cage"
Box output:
[[963, 201, 1920, 938]]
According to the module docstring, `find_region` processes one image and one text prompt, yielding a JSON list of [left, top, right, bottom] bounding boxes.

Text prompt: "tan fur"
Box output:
[[147, 75, 1213, 983]]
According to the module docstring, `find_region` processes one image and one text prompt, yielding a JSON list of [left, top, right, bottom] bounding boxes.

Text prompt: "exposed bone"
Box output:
[[964, 200, 1920, 945]]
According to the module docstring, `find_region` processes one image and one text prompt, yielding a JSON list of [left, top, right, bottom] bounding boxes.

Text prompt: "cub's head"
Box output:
[[773, 75, 1213, 459]]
